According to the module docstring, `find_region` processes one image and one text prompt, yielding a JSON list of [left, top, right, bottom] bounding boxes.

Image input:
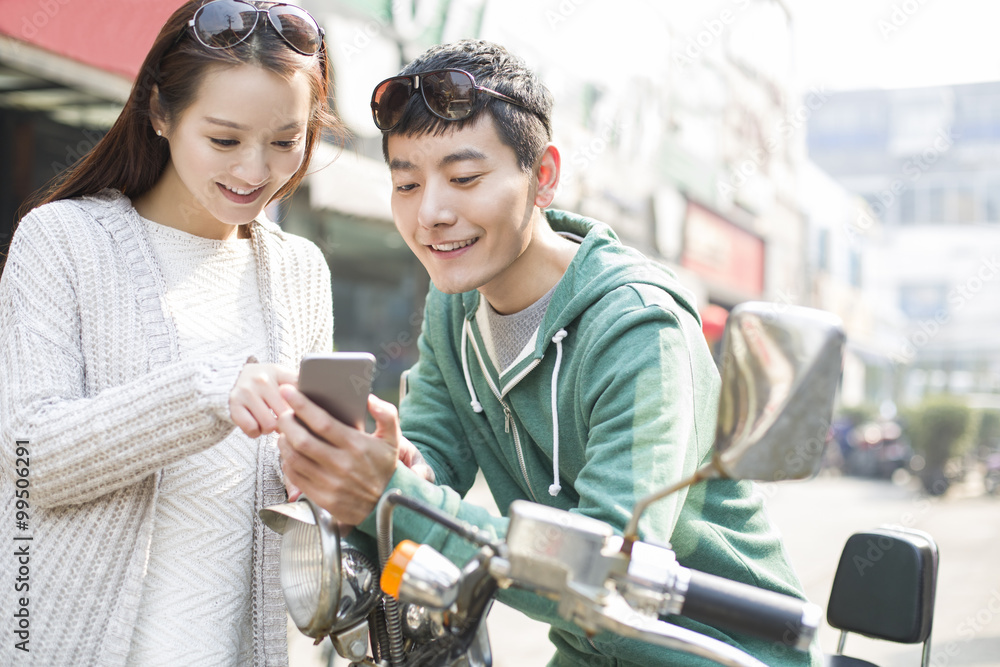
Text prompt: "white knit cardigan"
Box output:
[[0, 189, 333, 666]]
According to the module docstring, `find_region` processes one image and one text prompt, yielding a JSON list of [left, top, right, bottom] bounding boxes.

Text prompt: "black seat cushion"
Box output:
[[824, 654, 879, 667]]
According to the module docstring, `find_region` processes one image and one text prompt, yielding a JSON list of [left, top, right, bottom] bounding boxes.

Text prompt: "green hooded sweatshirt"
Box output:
[[358, 210, 821, 667]]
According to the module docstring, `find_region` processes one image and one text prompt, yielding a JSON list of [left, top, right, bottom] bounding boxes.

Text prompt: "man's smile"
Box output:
[[429, 238, 480, 252]]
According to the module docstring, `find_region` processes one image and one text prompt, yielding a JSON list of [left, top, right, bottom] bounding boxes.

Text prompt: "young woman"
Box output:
[[0, 2, 338, 664]]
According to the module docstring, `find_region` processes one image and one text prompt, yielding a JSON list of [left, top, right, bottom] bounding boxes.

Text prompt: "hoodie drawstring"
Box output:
[[549, 329, 568, 496], [461, 319, 483, 413], [462, 318, 567, 498]]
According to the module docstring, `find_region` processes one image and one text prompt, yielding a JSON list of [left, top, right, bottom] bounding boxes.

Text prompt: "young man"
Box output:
[[276, 40, 819, 667]]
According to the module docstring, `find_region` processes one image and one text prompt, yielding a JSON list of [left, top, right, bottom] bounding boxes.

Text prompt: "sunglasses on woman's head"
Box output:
[[370, 69, 528, 131], [188, 0, 324, 56]]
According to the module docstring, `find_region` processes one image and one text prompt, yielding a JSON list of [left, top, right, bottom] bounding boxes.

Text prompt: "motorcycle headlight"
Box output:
[[260, 498, 342, 638]]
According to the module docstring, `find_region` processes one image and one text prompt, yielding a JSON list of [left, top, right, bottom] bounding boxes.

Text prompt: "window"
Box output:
[[900, 188, 916, 225], [817, 228, 830, 272], [899, 284, 948, 320], [987, 182, 1000, 223], [849, 248, 862, 288], [953, 187, 977, 223], [957, 92, 1000, 141], [928, 187, 945, 222], [862, 193, 886, 221]]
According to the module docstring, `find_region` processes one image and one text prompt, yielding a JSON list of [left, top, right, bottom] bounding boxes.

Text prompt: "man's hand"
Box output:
[[276, 388, 401, 525], [399, 440, 435, 483], [230, 363, 297, 438]]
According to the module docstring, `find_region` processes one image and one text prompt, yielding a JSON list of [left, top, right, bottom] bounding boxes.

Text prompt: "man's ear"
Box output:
[[533, 144, 560, 208]]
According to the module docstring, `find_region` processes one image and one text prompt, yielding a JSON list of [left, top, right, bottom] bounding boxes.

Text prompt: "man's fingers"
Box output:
[[278, 385, 355, 442], [412, 463, 436, 483], [275, 409, 329, 468], [278, 434, 326, 489], [275, 388, 401, 524], [399, 439, 435, 483], [368, 395, 401, 445], [278, 434, 367, 524]]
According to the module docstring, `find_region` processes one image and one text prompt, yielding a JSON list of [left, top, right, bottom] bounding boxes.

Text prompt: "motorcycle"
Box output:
[[261, 302, 848, 667], [984, 451, 1000, 496]]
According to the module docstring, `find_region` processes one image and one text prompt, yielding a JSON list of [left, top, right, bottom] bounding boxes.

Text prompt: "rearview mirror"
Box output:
[[622, 301, 845, 549], [712, 301, 845, 481]]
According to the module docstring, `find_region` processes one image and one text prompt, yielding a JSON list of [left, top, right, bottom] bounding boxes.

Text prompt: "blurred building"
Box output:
[[797, 161, 897, 408], [807, 82, 1000, 405], [302, 0, 848, 383], [0, 0, 153, 251], [473, 0, 886, 404], [2, 0, 889, 404], [515, 0, 800, 312]]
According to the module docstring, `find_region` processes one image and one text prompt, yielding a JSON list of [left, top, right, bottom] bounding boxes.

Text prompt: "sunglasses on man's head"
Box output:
[[188, 0, 324, 56], [370, 69, 528, 131]]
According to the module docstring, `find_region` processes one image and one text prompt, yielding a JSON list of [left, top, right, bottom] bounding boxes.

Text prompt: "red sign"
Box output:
[[1, 0, 186, 80], [681, 202, 764, 297]]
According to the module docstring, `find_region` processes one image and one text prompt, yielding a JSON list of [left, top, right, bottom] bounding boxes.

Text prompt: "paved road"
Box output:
[[764, 473, 1000, 667], [292, 473, 1000, 666]]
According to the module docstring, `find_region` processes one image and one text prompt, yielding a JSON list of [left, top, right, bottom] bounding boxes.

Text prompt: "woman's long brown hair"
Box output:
[[16, 0, 342, 219]]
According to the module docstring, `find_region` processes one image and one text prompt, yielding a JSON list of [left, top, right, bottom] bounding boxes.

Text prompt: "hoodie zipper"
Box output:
[[469, 335, 542, 503], [501, 357, 542, 396]]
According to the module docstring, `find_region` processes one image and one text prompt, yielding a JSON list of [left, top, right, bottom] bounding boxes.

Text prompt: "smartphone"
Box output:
[[297, 352, 376, 430]]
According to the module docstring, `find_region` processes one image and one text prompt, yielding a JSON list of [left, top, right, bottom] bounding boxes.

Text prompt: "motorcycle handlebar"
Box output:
[[679, 568, 820, 651]]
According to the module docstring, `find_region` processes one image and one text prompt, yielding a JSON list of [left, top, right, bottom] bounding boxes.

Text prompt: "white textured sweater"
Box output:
[[127, 220, 266, 665], [0, 189, 333, 666]]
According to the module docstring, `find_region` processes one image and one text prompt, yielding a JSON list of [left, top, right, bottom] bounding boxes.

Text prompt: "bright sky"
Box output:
[[480, 0, 1000, 93], [333, 0, 1000, 138], [787, 0, 1000, 90]]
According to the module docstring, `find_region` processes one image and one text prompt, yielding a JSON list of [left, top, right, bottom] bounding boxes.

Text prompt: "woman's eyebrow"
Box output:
[[204, 117, 303, 132]]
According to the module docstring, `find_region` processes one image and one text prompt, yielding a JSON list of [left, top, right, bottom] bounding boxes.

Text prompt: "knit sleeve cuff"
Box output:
[[198, 355, 250, 423]]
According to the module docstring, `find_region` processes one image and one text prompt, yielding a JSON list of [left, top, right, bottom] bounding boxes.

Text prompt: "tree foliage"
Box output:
[[902, 395, 972, 470]]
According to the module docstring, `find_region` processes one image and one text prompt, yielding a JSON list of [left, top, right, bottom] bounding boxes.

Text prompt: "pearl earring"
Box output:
[[156, 129, 162, 137]]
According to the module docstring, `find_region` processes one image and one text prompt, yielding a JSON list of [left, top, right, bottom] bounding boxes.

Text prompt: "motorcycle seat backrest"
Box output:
[[827, 526, 938, 646]]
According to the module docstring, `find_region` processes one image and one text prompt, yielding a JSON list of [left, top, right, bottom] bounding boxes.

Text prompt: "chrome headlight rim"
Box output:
[[261, 498, 342, 638]]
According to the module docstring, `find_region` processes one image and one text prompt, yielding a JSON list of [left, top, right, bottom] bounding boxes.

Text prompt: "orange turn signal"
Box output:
[[381, 539, 420, 599]]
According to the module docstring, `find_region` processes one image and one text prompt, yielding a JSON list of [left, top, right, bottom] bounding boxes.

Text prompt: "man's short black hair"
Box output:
[[380, 39, 554, 172]]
